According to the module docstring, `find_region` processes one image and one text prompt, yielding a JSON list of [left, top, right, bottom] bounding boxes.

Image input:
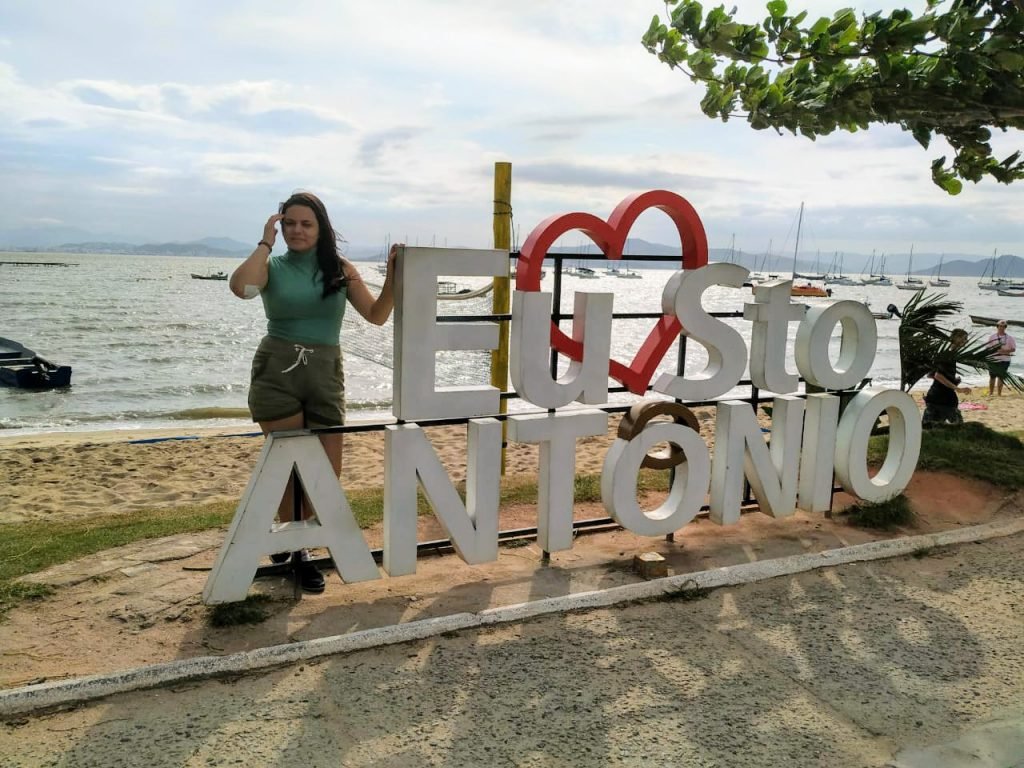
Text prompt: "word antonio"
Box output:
[[203, 193, 920, 603]]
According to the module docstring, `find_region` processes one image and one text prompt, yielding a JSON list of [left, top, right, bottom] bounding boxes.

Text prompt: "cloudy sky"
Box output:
[[1, 0, 1020, 260]]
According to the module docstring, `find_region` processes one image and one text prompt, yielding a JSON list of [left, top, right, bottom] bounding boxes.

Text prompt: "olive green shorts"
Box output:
[[248, 336, 346, 427]]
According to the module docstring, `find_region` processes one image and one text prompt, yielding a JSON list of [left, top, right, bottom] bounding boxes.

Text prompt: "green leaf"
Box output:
[[912, 125, 932, 149], [766, 0, 787, 20]]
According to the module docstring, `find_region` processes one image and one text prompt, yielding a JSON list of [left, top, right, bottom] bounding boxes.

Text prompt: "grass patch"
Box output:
[[868, 421, 1024, 489], [0, 501, 237, 619], [842, 494, 914, 529], [207, 594, 277, 627]]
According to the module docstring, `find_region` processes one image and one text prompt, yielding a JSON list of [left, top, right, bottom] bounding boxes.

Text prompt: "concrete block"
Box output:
[[632, 552, 668, 580]]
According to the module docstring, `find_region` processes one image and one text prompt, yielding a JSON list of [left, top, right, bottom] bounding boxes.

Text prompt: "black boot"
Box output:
[[297, 551, 325, 594]]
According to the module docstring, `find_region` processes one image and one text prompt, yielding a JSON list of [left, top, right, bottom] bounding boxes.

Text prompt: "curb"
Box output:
[[3, 517, 1023, 718]]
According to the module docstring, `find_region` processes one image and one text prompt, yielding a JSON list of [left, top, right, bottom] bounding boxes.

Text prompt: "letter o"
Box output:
[[601, 422, 710, 536], [835, 388, 921, 502], [795, 301, 877, 390]]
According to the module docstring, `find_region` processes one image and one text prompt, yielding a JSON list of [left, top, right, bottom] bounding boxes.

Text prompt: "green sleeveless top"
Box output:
[[261, 248, 347, 345]]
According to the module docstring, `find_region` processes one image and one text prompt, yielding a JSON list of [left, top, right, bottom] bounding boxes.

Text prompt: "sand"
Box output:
[[1, 392, 1021, 525]]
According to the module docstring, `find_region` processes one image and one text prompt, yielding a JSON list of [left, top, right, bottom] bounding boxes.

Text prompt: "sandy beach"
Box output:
[[1, 391, 1021, 525]]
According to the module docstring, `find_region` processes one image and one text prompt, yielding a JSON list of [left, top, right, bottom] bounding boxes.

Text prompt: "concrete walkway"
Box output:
[[2, 530, 1022, 767]]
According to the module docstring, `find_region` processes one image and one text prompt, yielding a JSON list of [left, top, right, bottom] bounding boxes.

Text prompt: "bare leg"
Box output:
[[259, 412, 306, 521], [318, 432, 343, 477], [997, 377, 1005, 396], [988, 376, 995, 397]]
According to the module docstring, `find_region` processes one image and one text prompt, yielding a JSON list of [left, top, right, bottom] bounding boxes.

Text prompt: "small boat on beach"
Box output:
[[969, 314, 1024, 329], [191, 270, 228, 281], [0, 337, 72, 389]]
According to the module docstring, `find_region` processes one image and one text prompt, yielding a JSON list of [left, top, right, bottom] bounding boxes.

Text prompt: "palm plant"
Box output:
[[897, 291, 1024, 393]]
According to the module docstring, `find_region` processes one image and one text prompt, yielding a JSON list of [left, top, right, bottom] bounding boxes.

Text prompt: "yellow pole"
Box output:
[[491, 162, 512, 472]]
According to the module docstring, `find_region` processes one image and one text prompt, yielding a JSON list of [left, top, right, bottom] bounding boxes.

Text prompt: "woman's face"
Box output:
[[281, 204, 320, 251]]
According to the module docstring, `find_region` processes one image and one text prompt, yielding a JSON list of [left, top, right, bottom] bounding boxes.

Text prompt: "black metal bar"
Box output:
[[550, 254, 564, 380], [254, 500, 777, 578]]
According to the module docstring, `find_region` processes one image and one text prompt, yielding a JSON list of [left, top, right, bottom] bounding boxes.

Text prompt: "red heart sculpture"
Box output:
[[515, 190, 708, 394]]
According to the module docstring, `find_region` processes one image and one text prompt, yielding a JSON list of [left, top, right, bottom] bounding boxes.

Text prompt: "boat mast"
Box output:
[[791, 202, 804, 280]]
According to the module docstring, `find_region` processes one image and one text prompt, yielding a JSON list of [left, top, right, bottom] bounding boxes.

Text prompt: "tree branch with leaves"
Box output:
[[642, 0, 1024, 193]]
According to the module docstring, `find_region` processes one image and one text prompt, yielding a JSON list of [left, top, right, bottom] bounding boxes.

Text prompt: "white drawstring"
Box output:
[[281, 345, 314, 373]]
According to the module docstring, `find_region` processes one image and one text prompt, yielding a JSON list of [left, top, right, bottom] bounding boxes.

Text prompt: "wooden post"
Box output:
[[491, 162, 512, 472]]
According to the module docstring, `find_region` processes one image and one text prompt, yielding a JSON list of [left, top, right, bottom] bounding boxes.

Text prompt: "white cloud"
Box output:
[[0, 0, 1018, 255]]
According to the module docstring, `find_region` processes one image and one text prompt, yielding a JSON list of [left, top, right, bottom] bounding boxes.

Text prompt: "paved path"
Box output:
[[2, 533, 1022, 767]]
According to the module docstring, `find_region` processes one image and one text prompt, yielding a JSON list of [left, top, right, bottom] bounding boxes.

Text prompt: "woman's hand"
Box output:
[[262, 214, 284, 247], [386, 242, 402, 276]]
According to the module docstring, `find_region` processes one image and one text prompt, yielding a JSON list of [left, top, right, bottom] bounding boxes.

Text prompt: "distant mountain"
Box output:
[[0, 226, 120, 249], [46, 240, 251, 257], [543, 238, 1024, 278], [193, 237, 252, 252], [3, 228, 1019, 276]]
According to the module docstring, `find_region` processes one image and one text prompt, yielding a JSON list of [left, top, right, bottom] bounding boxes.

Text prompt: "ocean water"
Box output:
[[1, 251, 1017, 437]]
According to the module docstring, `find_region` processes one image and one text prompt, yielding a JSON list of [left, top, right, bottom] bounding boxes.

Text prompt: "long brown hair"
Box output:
[[279, 191, 346, 298]]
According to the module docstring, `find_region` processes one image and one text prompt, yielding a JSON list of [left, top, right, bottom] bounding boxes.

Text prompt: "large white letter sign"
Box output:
[[798, 393, 841, 513], [710, 397, 804, 524], [744, 280, 805, 394], [654, 263, 749, 401], [510, 290, 613, 409], [795, 301, 877, 390], [203, 434, 379, 604], [835, 388, 921, 502], [507, 410, 609, 552], [383, 420, 502, 576], [393, 247, 507, 421], [601, 422, 711, 537]]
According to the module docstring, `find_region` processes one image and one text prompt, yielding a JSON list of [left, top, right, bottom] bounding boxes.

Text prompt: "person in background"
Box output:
[[986, 320, 1016, 397], [230, 191, 399, 593], [922, 328, 971, 427]]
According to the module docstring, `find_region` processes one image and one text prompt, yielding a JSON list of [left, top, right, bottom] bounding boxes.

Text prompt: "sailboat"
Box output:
[[794, 248, 827, 280], [979, 250, 1002, 291], [825, 252, 863, 286], [375, 235, 391, 276], [864, 253, 893, 286], [896, 245, 925, 290], [862, 249, 891, 285], [788, 203, 828, 297], [929, 255, 950, 287], [979, 248, 1024, 290]]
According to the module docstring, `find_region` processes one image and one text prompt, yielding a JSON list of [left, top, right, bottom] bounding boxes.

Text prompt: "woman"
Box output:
[[986, 320, 1016, 397], [230, 191, 398, 592], [922, 328, 971, 427]]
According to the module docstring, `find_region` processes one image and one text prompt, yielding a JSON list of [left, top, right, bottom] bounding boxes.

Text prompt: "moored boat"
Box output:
[[191, 270, 228, 281], [0, 337, 72, 389], [970, 314, 1024, 328], [791, 283, 829, 297]]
